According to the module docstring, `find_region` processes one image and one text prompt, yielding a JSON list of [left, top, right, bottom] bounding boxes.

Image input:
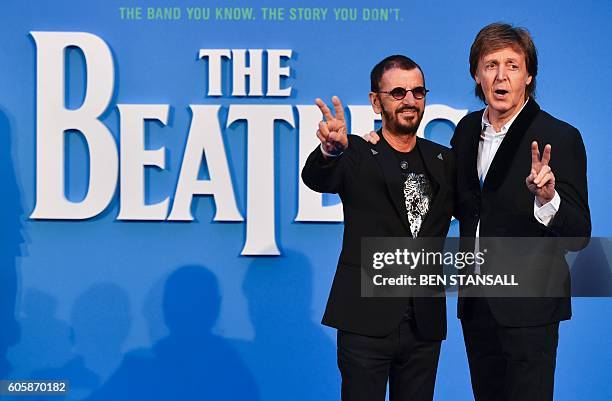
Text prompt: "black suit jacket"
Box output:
[[302, 134, 455, 340], [451, 98, 591, 326]]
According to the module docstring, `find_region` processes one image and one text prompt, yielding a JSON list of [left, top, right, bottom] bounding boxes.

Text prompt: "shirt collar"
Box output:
[[481, 97, 530, 134]]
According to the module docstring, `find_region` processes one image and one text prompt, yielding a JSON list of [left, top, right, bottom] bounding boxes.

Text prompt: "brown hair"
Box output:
[[469, 22, 538, 102]]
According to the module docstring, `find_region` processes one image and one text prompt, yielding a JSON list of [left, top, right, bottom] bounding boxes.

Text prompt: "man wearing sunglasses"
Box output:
[[302, 55, 455, 401]]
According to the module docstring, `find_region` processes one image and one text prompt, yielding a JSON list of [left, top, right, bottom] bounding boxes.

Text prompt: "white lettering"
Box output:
[[30, 31, 117, 220]]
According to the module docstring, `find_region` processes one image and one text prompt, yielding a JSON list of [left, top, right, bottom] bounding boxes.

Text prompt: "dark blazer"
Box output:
[[451, 98, 591, 326], [302, 133, 455, 340]]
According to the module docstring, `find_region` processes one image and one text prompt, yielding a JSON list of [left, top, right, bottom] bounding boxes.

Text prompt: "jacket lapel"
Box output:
[[415, 138, 444, 236], [464, 113, 483, 192], [483, 98, 540, 190]]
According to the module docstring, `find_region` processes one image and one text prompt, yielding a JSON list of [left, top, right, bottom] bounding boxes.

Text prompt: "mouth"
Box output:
[[397, 107, 419, 116], [493, 89, 509, 99]]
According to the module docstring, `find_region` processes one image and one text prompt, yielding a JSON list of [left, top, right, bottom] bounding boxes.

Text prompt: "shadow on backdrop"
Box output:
[[235, 250, 339, 400], [571, 238, 612, 296], [32, 283, 131, 400], [141, 272, 169, 345], [0, 107, 22, 378], [6, 289, 72, 380], [86, 265, 259, 401]]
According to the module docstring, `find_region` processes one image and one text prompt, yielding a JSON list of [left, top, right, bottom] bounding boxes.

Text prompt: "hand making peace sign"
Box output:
[[526, 141, 556, 205], [315, 96, 348, 157]]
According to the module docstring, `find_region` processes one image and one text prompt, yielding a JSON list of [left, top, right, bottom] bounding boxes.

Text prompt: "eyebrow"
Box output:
[[483, 57, 520, 64]]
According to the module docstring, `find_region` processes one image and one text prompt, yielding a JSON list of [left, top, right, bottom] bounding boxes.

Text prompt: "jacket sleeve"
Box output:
[[301, 135, 361, 194], [546, 128, 591, 249], [445, 147, 457, 220]]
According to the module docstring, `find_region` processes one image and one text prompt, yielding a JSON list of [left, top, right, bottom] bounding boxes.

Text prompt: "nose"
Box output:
[[401, 91, 417, 105], [495, 65, 507, 81]]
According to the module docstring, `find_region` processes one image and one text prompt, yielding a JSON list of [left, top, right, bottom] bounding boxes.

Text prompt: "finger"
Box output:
[[526, 168, 537, 184], [315, 98, 334, 121], [316, 130, 326, 144], [364, 130, 381, 144], [541, 144, 552, 166], [318, 121, 330, 140], [534, 165, 551, 186], [542, 171, 556, 187], [328, 120, 345, 135], [548, 171, 555, 186], [531, 141, 540, 167], [331, 96, 346, 122], [533, 165, 551, 185], [537, 172, 554, 188]]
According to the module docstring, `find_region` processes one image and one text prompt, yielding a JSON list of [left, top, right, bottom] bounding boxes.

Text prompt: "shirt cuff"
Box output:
[[320, 143, 343, 158], [533, 191, 561, 226]]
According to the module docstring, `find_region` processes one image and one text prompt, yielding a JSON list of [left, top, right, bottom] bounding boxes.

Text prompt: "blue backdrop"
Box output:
[[1, 1, 611, 400]]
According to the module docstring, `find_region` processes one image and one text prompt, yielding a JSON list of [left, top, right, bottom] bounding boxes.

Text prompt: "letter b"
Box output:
[[30, 32, 117, 219]]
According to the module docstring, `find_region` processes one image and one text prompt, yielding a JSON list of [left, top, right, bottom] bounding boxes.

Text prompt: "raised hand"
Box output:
[[526, 141, 555, 204], [315, 96, 348, 157]]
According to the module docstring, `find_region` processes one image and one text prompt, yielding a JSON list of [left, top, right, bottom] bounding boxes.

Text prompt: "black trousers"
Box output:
[[461, 298, 559, 401], [337, 315, 441, 401]]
